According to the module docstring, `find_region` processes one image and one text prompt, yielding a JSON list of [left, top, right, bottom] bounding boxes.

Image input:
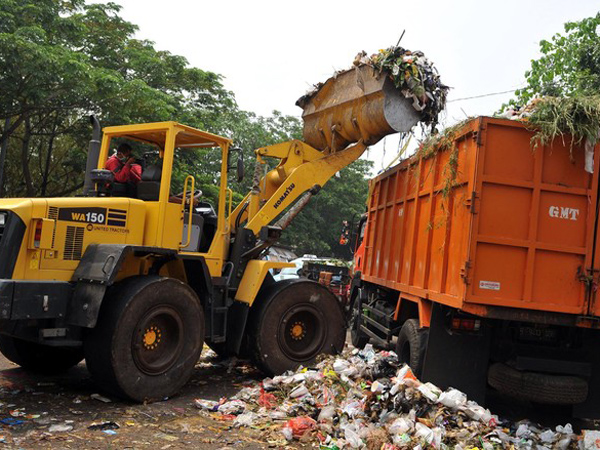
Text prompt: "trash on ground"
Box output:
[[195, 344, 587, 449], [48, 422, 74, 432], [88, 421, 120, 431], [90, 393, 112, 403]]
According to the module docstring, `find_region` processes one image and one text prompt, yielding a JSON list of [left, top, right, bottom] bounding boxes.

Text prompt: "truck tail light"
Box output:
[[451, 318, 481, 332]]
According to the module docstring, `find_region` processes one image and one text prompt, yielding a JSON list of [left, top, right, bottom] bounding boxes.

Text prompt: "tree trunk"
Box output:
[[20, 118, 34, 197], [0, 117, 10, 197], [41, 116, 58, 197]]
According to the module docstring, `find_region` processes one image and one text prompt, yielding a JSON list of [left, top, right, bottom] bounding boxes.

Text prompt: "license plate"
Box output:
[[517, 326, 558, 343]]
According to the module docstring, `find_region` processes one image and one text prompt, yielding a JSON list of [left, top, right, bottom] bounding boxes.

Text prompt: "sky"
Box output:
[[95, 0, 599, 171]]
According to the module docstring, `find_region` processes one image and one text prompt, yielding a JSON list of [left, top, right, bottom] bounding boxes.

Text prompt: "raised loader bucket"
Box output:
[[297, 65, 420, 151]]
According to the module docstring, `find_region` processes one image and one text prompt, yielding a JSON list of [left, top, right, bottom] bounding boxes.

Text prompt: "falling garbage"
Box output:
[[195, 344, 594, 449]]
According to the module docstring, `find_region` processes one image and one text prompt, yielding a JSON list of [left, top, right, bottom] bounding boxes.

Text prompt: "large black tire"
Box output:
[[488, 362, 588, 405], [84, 276, 204, 402], [395, 319, 428, 378], [248, 279, 346, 376], [349, 292, 369, 349], [0, 335, 83, 374]]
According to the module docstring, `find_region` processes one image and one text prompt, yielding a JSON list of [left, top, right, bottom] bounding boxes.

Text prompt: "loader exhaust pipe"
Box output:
[[83, 115, 102, 196]]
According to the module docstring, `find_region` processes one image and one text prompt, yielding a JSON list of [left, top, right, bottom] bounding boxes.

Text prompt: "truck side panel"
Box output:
[[362, 122, 479, 307], [467, 119, 596, 315], [362, 117, 600, 319]]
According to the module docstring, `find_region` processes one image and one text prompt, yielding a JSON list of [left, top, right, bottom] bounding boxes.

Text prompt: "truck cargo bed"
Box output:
[[362, 117, 600, 322]]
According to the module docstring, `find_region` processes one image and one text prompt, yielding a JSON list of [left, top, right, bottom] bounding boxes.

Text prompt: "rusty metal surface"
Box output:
[[297, 65, 419, 151]]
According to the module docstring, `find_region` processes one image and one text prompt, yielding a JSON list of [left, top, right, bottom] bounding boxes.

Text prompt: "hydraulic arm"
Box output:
[[231, 139, 367, 235]]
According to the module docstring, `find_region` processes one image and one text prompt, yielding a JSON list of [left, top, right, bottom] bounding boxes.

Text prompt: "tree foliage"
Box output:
[[280, 159, 372, 258], [0, 0, 370, 259], [514, 12, 600, 104]]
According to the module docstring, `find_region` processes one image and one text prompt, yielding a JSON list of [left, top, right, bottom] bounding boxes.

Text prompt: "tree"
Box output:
[[514, 12, 600, 104], [0, 0, 236, 197], [279, 159, 372, 258], [0, 0, 371, 259]]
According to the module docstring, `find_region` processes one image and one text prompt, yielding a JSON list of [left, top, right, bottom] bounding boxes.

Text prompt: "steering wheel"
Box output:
[[172, 189, 203, 206]]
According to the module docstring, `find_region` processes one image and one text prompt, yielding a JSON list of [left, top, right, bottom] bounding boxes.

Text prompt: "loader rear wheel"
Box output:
[[396, 319, 428, 378], [84, 276, 204, 402], [249, 279, 345, 376], [0, 335, 83, 374]]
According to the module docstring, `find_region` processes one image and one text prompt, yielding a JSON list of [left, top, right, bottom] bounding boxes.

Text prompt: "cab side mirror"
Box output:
[[229, 147, 244, 183]]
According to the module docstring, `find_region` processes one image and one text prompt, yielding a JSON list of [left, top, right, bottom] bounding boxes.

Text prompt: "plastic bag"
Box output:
[[258, 385, 276, 409], [582, 430, 600, 449], [233, 411, 257, 427], [389, 417, 414, 435], [437, 388, 467, 409], [218, 399, 246, 415], [415, 422, 434, 445], [290, 384, 309, 399], [282, 416, 317, 440], [194, 399, 220, 411], [343, 423, 362, 448], [318, 405, 336, 421], [417, 382, 441, 402]]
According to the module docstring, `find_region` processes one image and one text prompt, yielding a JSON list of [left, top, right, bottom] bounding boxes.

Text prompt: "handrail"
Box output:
[[179, 175, 195, 249], [226, 188, 233, 223]]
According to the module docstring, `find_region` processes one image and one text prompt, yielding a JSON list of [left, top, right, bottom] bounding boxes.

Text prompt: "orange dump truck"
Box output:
[[349, 116, 600, 417]]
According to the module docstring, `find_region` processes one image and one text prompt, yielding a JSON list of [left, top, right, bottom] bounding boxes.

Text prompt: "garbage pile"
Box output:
[[364, 46, 449, 130], [195, 345, 593, 449], [297, 46, 448, 135]]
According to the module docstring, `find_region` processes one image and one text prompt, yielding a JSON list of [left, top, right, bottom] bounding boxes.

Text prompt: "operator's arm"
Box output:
[[111, 158, 140, 183], [130, 164, 142, 183]]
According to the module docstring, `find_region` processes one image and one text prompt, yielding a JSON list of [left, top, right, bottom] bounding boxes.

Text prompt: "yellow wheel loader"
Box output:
[[0, 65, 419, 401]]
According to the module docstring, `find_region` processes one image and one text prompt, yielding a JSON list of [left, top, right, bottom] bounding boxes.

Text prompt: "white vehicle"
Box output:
[[272, 255, 318, 281]]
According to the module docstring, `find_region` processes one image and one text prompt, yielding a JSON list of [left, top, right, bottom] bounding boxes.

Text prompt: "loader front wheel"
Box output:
[[84, 276, 204, 402], [0, 335, 83, 374], [249, 279, 345, 375]]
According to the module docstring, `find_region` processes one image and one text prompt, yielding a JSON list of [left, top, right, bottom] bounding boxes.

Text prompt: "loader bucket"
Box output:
[[297, 65, 420, 152]]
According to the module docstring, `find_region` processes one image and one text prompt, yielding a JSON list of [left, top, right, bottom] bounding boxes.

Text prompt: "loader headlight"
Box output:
[[0, 213, 6, 226]]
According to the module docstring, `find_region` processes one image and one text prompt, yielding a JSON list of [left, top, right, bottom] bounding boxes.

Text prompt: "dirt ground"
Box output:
[[0, 348, 307, 449], [0, 343, 595, 449]]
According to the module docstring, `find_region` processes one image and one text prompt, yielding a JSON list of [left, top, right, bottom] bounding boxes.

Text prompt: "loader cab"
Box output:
[[94, 122, 233, 274]]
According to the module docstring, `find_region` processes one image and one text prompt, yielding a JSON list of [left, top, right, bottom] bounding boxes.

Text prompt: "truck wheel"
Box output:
[[0, 335, 83, 374], [396, 319, 428, 378], [488, 362, 588, 405], [84, 276, 204, 402], [349, 293, 369, 349], [249, 279, 345, 376]]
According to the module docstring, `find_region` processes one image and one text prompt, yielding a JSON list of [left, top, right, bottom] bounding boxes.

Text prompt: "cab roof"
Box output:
[[102, 121, 232, 149]]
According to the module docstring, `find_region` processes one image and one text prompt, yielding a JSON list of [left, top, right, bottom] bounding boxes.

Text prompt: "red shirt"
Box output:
[[106, 155, 142, 184]]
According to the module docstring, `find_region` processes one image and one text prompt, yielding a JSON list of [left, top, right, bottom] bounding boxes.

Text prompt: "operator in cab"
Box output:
[[106, 143, 142, 184]]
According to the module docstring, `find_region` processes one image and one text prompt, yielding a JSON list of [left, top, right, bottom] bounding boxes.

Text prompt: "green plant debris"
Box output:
[[415, 118, 472, 202], [368, 46, 449, 131], [526, 95, 600, 156]]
